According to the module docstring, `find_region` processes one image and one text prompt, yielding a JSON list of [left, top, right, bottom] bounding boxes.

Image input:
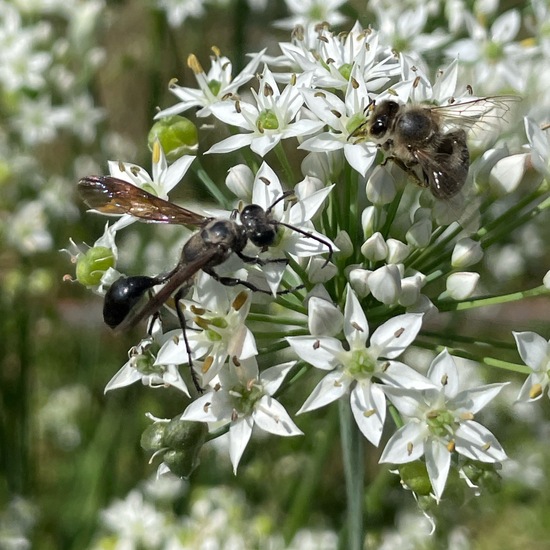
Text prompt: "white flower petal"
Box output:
[[427, 349, 459, 397], [378, 361, 434, 390], [425, 438, 451, 502], [207, 133, 254, 154], [513, 331, 549, 371], [253, 396, 303, 436], [350, 382, 386, 446], [370, 313, 423, 359], [455, 421, 507, 462], [344, 287, 369, 349], [452, 383, 508, 414], [104, 364, 142, 393], [229, 416, 254, 473], [181, 392, 226, 423], [307, 296, 343, 337], [297, 370, 350, 414], [286, 336, 344, 370], [379, 421, 425, 463], [259, 361, 296, 395]]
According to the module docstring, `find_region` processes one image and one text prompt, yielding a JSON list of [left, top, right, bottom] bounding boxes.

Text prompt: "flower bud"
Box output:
[[399, 271, 425, 307], [361, 232, 388, 261], [307, 257, 337, 283], [295, 175, 324, 198], [406, 218, 432, 248], [445, 272, 480, 300], [226, 164, 254, 200], [164, 417, 208, 449], [366, 166, 397, 205], [148, 116, 198, 161], [361, 206, 384, 238], [348, 268, 371, 298], [386, 238, 410, 264], [334, 230, 353, 259], [307, 296, 343, 337], [543, 270, 550, 290], [163, 448, 201, 479], [399, 461, 432, 495], [368, 264, 401, 305], [140, 422, 167, 452], [75, 246, 116, 287], [451, 238, 483, 268], [489, 153, 529, 194]]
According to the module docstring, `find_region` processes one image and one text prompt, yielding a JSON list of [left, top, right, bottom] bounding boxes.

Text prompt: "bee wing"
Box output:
[[78, 176, 211, 226], [429, 95, 521, 132], [413, 130, 470, 199]]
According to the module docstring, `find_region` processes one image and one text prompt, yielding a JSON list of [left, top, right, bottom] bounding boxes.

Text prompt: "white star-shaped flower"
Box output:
[[380, 350, 508, 502], [300, 67, 379, 177], [105, 320, 190, 396], [207, 68, 324, 157], [287, 286, 429, 446], [181, 357, 302, 473], [513, 331, 550, 402], [155, 273, 257, 387], [155, 48, 266, 118]]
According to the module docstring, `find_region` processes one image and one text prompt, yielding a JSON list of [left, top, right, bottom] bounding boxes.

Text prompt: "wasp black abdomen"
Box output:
[[103, 276, 157, 328]]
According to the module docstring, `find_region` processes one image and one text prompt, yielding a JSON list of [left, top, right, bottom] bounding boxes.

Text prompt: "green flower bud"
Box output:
[[399, 462, 432, 495], [148, 116, 198, 161], [163, 417, 208, 450], [163, 448, 201, 479], [140, 422, 167, 452], [75, 246, 115, 287]]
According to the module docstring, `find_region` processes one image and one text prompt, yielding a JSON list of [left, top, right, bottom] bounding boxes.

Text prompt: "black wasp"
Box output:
[[78, 175, 332, 390]]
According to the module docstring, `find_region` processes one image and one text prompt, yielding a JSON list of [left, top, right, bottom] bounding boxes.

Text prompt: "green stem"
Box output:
[[435, 285, 548, 312], [274, 142, 297, 184], [247, 312, 306, 326], [339, 399, 364, 550], [193, 159, 232, 207], [414, 340, 530, 374], [282, 407, 339, 543]]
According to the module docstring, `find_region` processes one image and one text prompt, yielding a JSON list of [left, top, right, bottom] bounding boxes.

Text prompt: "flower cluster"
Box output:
[[72, 2, 550, 529]]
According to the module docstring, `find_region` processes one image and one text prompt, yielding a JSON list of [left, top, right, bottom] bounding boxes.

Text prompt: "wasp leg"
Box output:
[[235, 251, 288, 266], [174, 285, 203, 394], [204, 268, 303, 295]]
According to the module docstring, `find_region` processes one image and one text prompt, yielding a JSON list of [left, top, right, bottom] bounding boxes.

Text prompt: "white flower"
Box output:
[[274, 0, 347, 30], [154, 0, 205, 27], [207, 68, 324, 157], [155, 48, 265, 118], [287, 287, 429, 446], [155, 273, 257, 387], [181, 357, 302, 473], [300, 68, 378, 177], [380, 350, 508, 502], [513, 331, 550, 402], [100, 490, 166, 548], [105, 321, 190, 396]]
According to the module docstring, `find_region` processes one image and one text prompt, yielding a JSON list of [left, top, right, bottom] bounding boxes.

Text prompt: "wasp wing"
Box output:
[[413, 129, 470, 199], [114, 250, 220, 332], [78, 175, 211, 226]]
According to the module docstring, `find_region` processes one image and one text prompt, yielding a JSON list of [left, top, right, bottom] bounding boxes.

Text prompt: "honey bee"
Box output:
[[351, 96, 520, 199]]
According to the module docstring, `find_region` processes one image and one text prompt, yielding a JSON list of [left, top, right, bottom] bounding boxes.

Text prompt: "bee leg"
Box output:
[[174, 286, 204, 394], [204, 268, 304, 295], [388, 156, 428, 188]]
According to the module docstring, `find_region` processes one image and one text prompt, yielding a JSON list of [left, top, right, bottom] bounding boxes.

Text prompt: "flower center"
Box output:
[[230, 383, 263, 415], [346, 349, 377, 379], [257, 110, 279, 132], [208, 79, 221, 96], [484, 40, 504, 61], [338, 63, 353, 81], [425, 408, 456, 438], [130, 352, 162, 376]]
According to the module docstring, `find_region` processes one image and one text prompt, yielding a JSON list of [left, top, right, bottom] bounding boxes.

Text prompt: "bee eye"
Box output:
[[370, 117, 388, 137]]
